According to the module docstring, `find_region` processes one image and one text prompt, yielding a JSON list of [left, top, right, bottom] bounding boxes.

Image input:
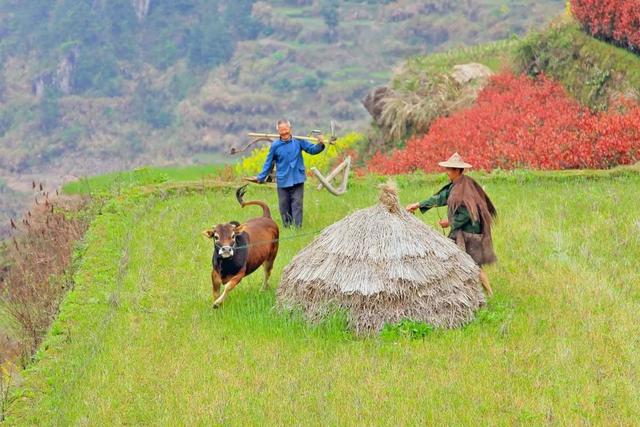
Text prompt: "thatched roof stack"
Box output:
[[276, 182, 486, 334]]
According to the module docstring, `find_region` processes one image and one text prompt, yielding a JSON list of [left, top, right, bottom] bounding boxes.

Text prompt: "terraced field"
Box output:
[[6, 168, 640, 424]]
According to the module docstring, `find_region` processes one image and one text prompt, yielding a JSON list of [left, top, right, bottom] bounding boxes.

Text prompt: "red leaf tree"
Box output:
[[570, 0, 640, 52]]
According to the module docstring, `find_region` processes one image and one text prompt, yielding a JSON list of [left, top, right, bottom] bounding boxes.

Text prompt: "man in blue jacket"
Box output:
[[252, 119, 325, 227]]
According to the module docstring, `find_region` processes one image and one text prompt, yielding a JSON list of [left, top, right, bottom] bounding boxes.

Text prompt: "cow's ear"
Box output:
[[202, 229, 215, 239], [235, 224, 247, 234], [229, 221, 240, 227]]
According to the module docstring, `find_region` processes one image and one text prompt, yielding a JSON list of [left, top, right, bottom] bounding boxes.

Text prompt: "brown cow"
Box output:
[[202, 185, 279, 308]]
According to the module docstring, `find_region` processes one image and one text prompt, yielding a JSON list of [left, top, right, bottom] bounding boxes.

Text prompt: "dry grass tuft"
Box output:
[[379, 74, 460, 142]]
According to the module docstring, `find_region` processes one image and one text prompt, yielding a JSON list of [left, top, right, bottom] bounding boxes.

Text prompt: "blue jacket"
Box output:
[[257, 137, 325, 188]]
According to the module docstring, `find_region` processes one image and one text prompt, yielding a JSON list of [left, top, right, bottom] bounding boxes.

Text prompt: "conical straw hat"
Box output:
[[438, 152, 472, 168]]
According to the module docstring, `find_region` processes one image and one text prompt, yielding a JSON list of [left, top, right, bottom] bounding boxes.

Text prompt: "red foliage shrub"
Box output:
[[570, 0, 640, 52], [369, 72, 640, 174]]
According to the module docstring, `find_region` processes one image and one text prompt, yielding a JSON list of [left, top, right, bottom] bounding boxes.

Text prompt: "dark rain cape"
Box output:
[[447, 175, 497, 266]]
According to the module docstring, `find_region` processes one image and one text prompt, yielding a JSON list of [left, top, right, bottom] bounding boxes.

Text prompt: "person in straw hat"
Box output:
[[406, 152, 497, 295]]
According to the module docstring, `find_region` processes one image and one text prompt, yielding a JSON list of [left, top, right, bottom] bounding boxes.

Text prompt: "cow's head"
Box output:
[[202, 221, 245, 259]]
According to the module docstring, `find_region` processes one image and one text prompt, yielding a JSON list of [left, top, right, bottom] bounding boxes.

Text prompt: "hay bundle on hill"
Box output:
[[276, 182, 486, 334]]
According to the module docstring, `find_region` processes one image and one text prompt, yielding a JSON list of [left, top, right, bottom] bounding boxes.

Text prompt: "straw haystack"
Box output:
[[276, 183, 486, 334]]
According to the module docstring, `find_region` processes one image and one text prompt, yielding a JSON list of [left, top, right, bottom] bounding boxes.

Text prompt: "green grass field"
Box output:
[[6, 169, 640, 425], [62, 164, 227, 195]]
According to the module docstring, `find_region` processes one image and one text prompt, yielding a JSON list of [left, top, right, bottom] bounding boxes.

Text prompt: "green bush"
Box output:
[[132, 82, 175, 129], [514, 19, 640, 110], [72, 46, 121, 96], [301, 75, 325, 92], [38, 89, 60, 132], [60, 125, 83, 149], [187, 24, 234, 69]]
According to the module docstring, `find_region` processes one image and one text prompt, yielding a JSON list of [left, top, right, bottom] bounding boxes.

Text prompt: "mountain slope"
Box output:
[[0, 0, 564, 221], [362, 16, 640, 155]]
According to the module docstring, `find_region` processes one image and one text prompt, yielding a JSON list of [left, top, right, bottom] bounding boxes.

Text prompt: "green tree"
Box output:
[[47, 0, 103, 49], [4, 0, 54, 52], [60, 125, 83, 149], [187, 15, 234, 69], [101, 0, 139, 60], [223, 0, 261, 40], [39, 89, 60, 132], [71, 46, 121, 96], [126, 132, 145, 156], [302, 75, 325, 92], [132, 81, 175, 129], [320, 0, 339, 42]]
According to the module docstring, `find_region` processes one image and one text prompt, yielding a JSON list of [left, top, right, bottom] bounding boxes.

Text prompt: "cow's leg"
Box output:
[[213, 271, 245, 309], [479, 269, 493, 296], [262, 260, 274, 291], [261, 242, 278, 291], [211, 270, 222, 302]]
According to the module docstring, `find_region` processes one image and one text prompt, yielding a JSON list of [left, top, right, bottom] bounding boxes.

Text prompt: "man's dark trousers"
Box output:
[[277, 183, 304, 227]]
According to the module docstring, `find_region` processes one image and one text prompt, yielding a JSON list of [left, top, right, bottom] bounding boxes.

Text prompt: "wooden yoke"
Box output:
[[231, 122, 337, 155], [247, 133, 320, 142]]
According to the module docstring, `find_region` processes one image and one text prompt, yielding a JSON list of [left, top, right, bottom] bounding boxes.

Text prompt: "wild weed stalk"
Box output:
[[0, 358, 12, 421], [0, 183, 88, 366]]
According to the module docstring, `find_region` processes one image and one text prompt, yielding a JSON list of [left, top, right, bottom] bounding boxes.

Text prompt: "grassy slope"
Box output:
[[61, 164, 227, 196], [6, 168, 640, 425], [392, 18, 640, 111], [368, 18, 640, 153], [513, 19, 640, 110], [391, 38, 520, 88]]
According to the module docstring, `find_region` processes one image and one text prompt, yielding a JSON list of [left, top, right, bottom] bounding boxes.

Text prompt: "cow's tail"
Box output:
[[236, 185, 272, 218]]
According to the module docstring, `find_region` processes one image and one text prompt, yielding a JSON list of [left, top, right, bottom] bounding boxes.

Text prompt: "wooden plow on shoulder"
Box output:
[[230, 121, 351, 196]]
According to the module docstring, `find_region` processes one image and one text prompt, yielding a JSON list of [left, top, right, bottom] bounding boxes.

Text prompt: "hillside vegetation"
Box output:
[[570, 0, 640, 53], [370, 70, 640, 174], [0, 0, 564, 222], [368, 17, 640, 153], [0, 181, 22, 235], [515, 19, 640, 110], [4, 167, 640, 424]]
